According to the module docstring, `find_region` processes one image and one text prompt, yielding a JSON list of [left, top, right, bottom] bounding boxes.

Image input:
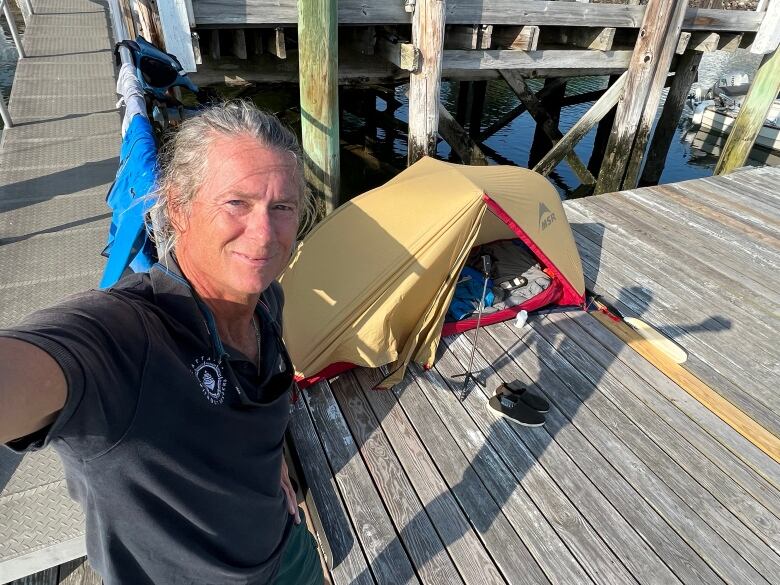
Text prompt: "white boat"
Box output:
[[696, 102, 780, 154], [689, 127, 780, 167], [686, 72, 780, 155]]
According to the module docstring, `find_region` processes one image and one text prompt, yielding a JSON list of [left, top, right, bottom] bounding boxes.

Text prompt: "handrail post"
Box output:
[[0, 91, 13, 128], [2, 0, 26, 58]]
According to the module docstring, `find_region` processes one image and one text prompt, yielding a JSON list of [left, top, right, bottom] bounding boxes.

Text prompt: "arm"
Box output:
[[0, 338, 68, 444]]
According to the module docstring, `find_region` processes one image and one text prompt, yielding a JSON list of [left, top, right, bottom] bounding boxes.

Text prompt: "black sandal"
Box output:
[[488, 393, 545, 427], [496, 381, 550, 413]]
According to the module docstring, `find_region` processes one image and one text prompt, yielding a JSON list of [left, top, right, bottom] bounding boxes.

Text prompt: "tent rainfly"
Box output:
[[279, 157, 585, 389]]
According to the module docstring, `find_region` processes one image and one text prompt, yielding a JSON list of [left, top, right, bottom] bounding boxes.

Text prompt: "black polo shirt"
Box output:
[[1, 259, 296, 584]]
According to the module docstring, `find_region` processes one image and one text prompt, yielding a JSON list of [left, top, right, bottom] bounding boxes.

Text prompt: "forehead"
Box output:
[[202, 134, 300, 192]]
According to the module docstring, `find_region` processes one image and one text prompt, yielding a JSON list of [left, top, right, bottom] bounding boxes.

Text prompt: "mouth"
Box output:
[[233, 251, 275, 267]]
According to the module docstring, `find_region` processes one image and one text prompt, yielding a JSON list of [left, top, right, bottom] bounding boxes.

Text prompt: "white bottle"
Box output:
[[514, 310, 528, 329]]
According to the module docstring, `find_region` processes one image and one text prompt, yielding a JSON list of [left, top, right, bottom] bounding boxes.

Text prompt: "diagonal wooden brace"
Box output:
[[500, 70, 596, 186]]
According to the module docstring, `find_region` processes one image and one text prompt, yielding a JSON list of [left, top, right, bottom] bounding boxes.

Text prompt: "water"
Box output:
[[351, 48, 765, 198]]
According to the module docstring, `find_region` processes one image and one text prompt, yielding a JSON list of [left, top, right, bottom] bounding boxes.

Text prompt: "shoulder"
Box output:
[[10, 273, 155, 345]]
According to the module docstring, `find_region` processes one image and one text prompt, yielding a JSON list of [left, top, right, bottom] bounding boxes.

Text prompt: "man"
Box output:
[[0, 102, 324, 585]]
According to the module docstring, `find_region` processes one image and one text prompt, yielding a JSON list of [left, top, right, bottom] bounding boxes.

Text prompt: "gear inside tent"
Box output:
[[279, 156, 586, 389]]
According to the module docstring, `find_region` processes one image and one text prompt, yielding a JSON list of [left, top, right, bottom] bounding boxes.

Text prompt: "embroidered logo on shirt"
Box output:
[[191, 357, 226, 405]]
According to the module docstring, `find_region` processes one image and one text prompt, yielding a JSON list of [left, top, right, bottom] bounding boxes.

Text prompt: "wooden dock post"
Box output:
[[640, 50, 703, 186], [714, 0, 780, 175], [594, 0, 687, 194], [528, 79, 566, 168], [298, 0, 340, 213], [533, 72, 628, 178], [469, 80, 487, 137], [588, 75, 621, 176], [714, 48, 780, 175], [133, 0, 166, 48], [408, 0, 446, 164]]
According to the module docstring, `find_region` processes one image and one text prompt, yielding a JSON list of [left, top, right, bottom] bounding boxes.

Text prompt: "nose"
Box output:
[[244, 206, 276, 245]]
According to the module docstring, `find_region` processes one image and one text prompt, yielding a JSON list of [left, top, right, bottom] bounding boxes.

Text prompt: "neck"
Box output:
[[176, 252, 259, 349]]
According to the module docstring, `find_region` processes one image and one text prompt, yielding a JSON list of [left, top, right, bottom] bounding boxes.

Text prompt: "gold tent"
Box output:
[[279, 157, 585, 389]]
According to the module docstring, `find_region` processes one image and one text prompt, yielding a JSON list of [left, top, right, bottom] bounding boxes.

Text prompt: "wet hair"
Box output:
[[148, 101, 316, 259]]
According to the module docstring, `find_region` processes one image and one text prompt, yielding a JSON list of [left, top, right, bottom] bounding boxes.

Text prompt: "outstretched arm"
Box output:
[[0, 338, 67, 445]]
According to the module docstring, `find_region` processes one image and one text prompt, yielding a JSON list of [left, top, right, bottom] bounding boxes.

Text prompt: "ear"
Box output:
[[167, 189, 189, 235]]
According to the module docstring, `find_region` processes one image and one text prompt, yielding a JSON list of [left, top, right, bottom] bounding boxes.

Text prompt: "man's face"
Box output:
[[173, 134, 300, 303]]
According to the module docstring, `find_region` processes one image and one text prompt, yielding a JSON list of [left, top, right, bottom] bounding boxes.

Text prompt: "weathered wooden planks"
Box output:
[[304, 383, 419, 584], [493, 320, 772, 585], [452, 324, 729, 585], [389, 369, 550, 585], [329, 373, 463, 585], [570, 311, 780, 495], [191, 1, 764, 31], [289, 386, 375, 585], [353, 368, 506, 585], [56, 558, 102, 585], [546, 313, 780, 566]]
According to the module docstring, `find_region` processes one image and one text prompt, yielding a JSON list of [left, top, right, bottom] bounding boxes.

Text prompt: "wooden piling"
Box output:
[[455, 81, 473, 126], [594, 0, 687, 194], [622, 0, 687, 189], [640, 50, 703, 186], [528, 78, 566, 168], [714, 48, 780, 175], [298, 0, 341, 213], [408, 0, 447, 164], [469, 80, 487, 137], [133, 0, 166, 47]]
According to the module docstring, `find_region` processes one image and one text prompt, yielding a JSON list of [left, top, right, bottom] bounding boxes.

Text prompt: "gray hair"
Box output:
[[148, 101, 317, 260]]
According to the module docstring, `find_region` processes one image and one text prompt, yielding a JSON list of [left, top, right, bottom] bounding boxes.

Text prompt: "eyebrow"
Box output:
[[222, 191, 299, 204]]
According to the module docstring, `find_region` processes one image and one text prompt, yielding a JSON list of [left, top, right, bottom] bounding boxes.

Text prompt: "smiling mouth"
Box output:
[[233, 251, 274, 264]]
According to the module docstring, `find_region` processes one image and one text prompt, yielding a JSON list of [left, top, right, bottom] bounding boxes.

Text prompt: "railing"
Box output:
[[0, 0, 30, 128]]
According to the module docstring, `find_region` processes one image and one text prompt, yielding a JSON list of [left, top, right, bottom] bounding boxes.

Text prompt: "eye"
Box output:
[[226, 199, 245, 207]]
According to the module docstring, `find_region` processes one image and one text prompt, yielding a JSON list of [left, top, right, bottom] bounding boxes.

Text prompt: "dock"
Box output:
[[286, 166, 779, 585], [0, 0, 117, 582], [1, 1, 779, 584]]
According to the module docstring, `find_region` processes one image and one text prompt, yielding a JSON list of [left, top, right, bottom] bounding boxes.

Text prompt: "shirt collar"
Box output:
[[150, 254, 221, 354], [149, 253, 273, 362]]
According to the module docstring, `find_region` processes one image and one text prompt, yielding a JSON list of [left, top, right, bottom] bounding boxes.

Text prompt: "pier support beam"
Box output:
[[534, 72, 628, 178], [408, 0, 446, 164], [528, 78, 565, 168], [438, 103, 488, 165], [298, 0, 340, 213], [594, 0, 687, 194], [714, 48, 780, 175], [469, 80, 487, 137], [501, 70, 595, 186], [641, 50, 702, 186]]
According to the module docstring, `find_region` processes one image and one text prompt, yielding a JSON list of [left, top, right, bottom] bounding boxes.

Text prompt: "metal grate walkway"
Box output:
[[0, 0, 119, 582]]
